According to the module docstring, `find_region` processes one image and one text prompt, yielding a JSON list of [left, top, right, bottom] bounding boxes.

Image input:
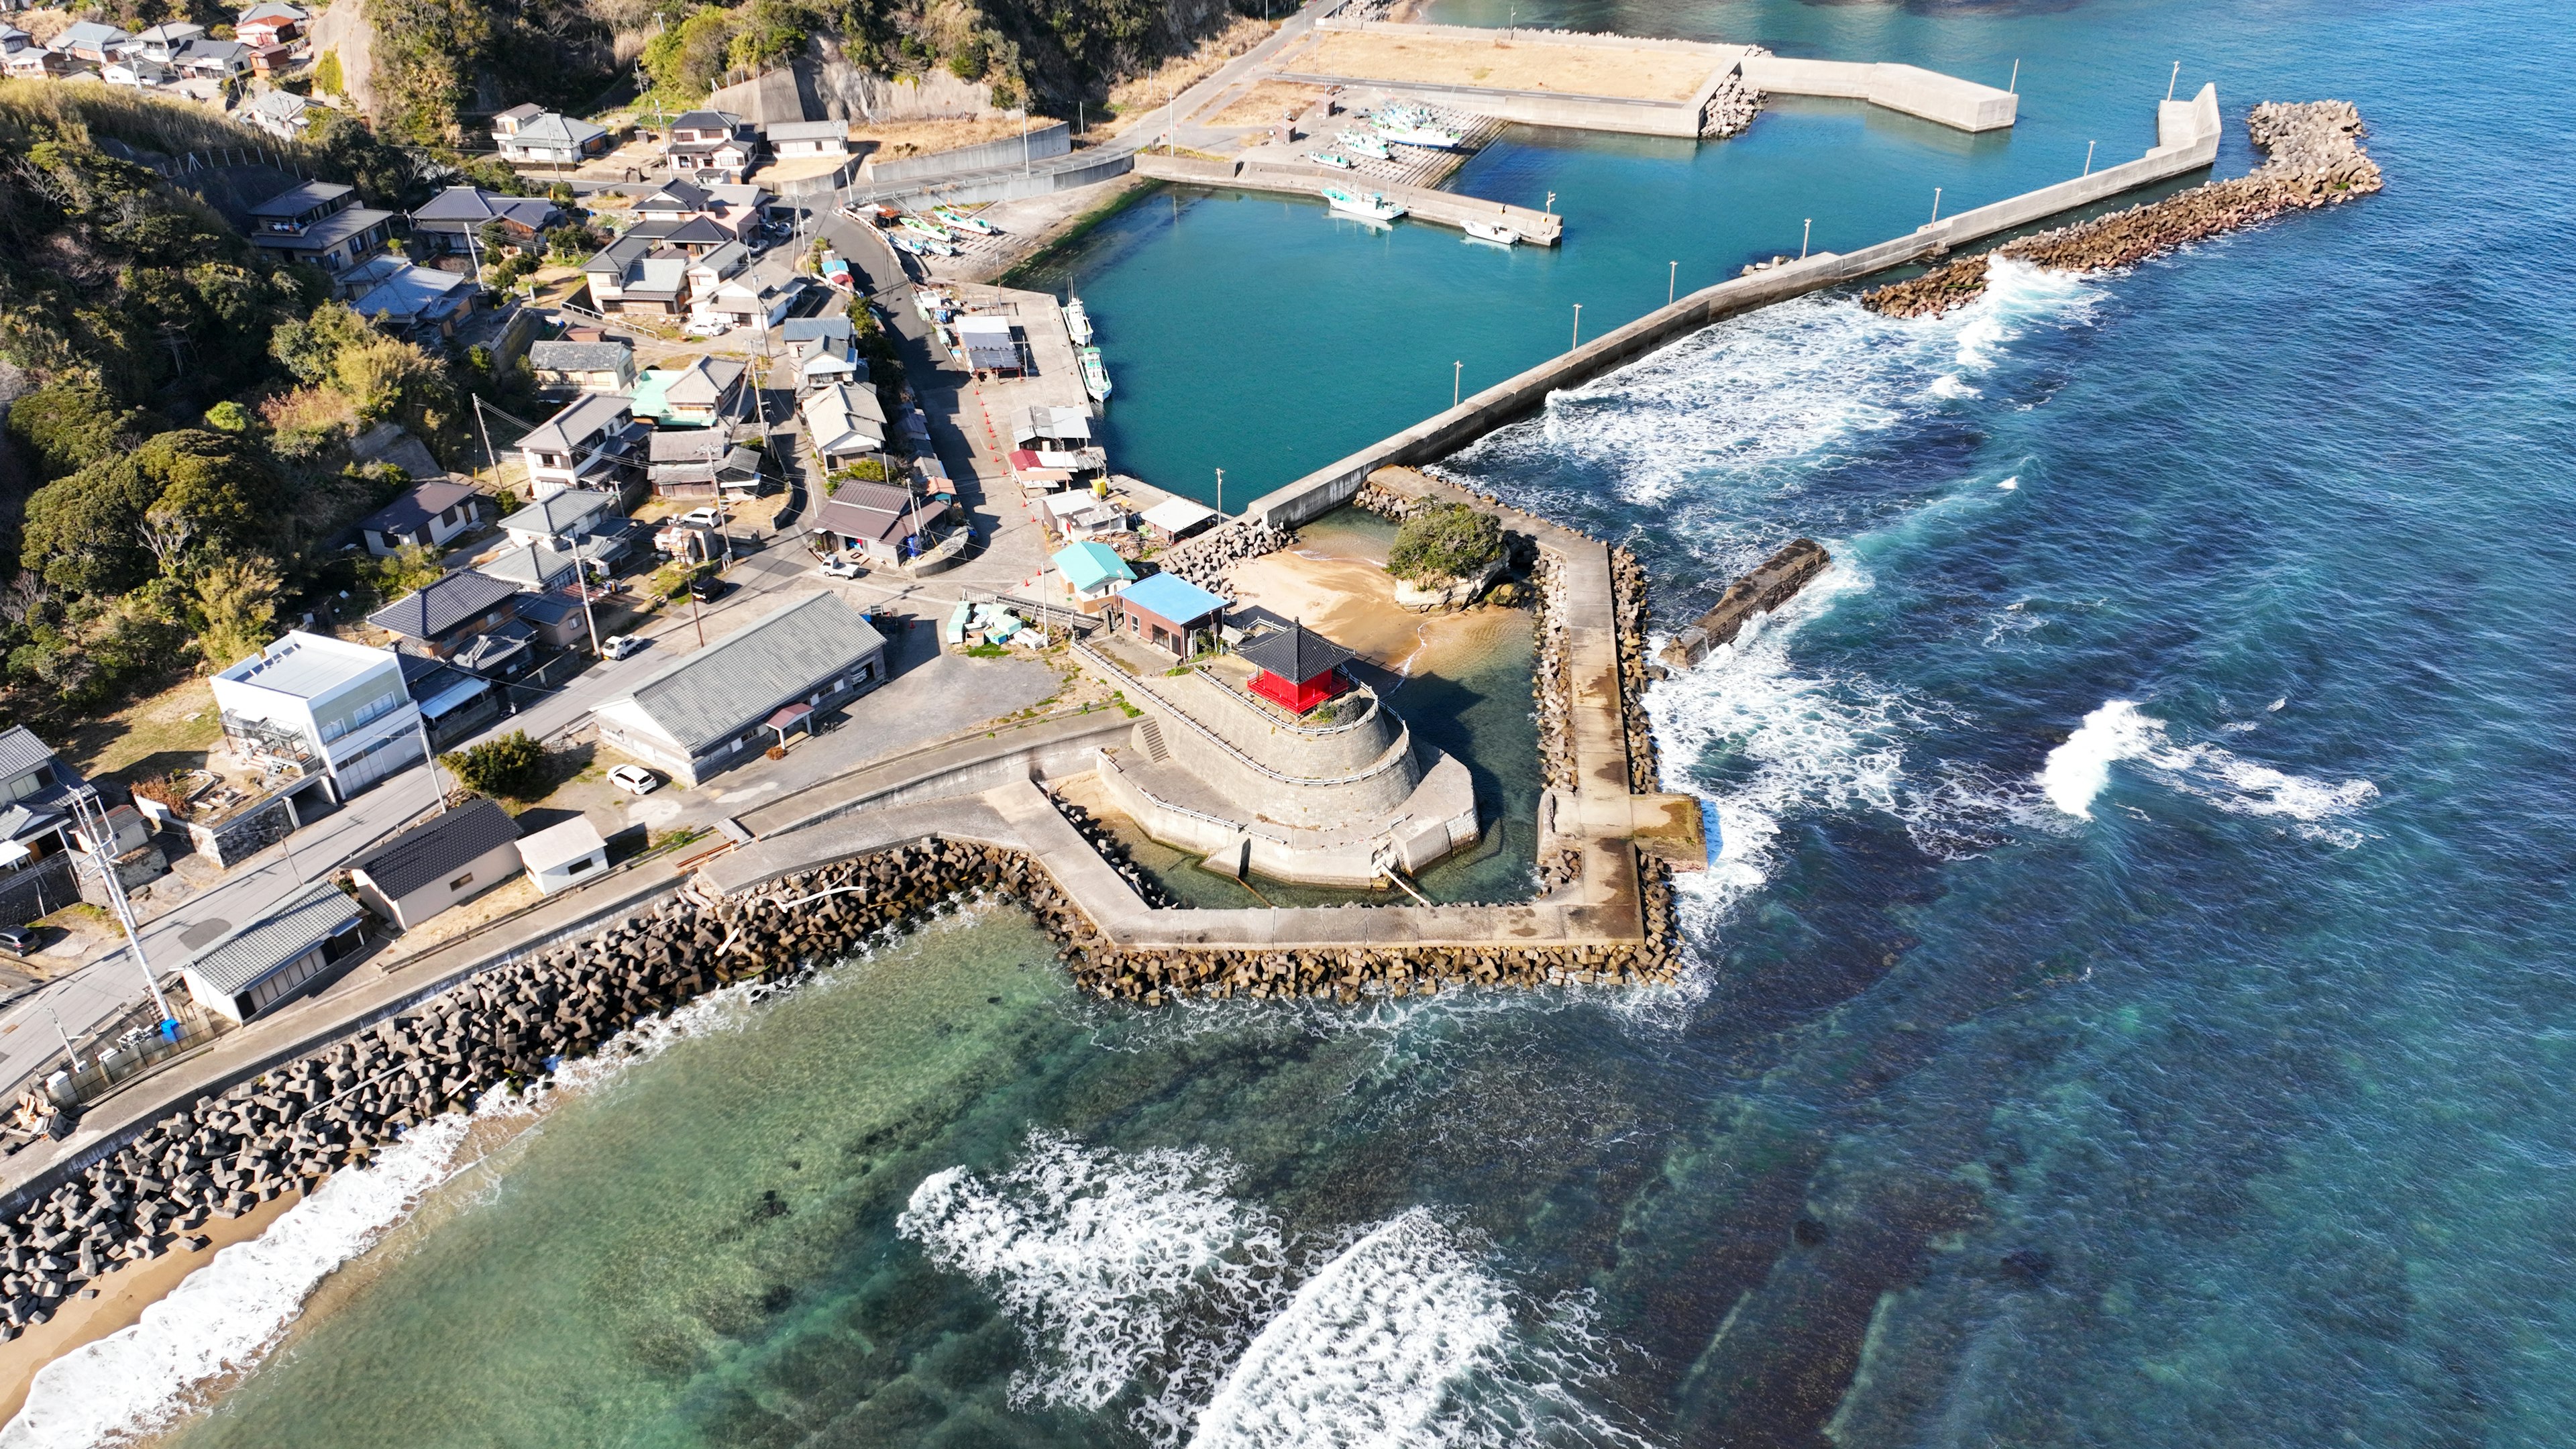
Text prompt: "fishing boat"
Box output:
[[1309, 150, 1356, 170], [893, 233, 955, 258], [1063, 295, 1093, 345], [819, 250, 854, 288], [899, 213, 955, 241], [1078, 345, 1112, 402], [1462, 218, 1519, 246], [1322, 184, 1407, 223], [932, 206, 1000, 235], [1335, 129, 1392, 160], [1369, 107, 1465, 149]]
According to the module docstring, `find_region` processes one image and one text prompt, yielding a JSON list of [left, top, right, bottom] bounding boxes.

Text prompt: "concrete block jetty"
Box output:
[[1659, 539, 1833, 669], [1136, 152, 1566, 245], [1862, 101, 2384, 319]]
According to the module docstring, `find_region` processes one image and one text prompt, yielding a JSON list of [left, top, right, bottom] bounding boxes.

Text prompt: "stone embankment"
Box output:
[[1700, 69, 1764, 139], [1155, 519, 1296, 590], [1863, 101, 2383, 319], [1658, 539, 1832, 669], [1044, 794, 1183, 909]]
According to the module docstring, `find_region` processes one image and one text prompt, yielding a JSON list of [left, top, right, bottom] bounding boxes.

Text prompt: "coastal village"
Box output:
[[0, 0, 2392, 1409]]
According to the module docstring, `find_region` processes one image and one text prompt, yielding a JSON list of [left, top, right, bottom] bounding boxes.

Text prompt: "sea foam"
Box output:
[[2040, 698, 2379, 842]]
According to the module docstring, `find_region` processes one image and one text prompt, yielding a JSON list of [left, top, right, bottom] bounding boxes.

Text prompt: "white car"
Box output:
[[817, 555, 864, 579], [600, 634, 645, 659], [676, 506, 724, 529], [682, 317, 728, 339], [607, 764, 662, 795]]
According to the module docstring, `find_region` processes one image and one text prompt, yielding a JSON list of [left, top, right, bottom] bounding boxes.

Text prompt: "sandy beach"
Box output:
[[0, 1189, 305, 1427]]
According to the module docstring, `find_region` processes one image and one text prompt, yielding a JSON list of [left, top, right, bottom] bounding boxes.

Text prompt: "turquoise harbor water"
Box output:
[[24, 1, 2576, 1445]]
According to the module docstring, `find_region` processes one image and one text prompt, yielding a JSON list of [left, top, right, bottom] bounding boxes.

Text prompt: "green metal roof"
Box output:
[[1053, 541, 1134, 592]]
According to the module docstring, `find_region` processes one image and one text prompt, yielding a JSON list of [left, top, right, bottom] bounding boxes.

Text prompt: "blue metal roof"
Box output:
[[1118, 572, 1228, 624]]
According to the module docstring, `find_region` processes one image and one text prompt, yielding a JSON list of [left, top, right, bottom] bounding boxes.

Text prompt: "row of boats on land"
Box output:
[[1304, 102, 1466, 172], [890, 205, 1003, 257]]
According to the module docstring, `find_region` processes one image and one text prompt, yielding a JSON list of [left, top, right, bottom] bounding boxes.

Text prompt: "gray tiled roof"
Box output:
[[529, 340, 631, 372], [249, 180, 352, 217], [496, 488, 616, 538], [516, 394, 633, 452], [635, 179, 710, 213], [356, 480, 479, 537], [0, 727, 58, 782], [182, 880, 363, 996], [648, 427, 731, 464], [349, 798, 521, 900], [368, 568, 520, 641], [610, 593, 884, 753]]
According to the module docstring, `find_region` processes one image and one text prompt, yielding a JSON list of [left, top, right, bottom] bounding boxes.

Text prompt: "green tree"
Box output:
[[1387, 502, 1503, 583], [439, 729, 547, 798], [19, 455, 164, 595], [3, 382, 148, 481], [313, 48, 344, 95], [202, 400, 252, 433], [192, 555, 284, 669]]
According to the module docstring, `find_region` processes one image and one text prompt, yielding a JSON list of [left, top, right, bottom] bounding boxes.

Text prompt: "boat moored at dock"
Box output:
[[1063, 295, 1093, 345], [1368, 105, 1465, 149], [1322, 184, 1407, 222], [1463, 218, 1519, 246], [1079, 345, 1112, 401]]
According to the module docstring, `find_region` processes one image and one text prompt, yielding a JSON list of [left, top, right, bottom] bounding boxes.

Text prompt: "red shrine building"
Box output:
[[1238, 621, 1356, 715]]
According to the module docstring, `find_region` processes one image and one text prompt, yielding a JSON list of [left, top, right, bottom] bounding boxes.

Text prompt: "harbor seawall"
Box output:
[[1738, 56, 2018, 132], [1134, 152, 1566, 244], [862, 121, 1073, 184], [1244, 83, 2221, 529]]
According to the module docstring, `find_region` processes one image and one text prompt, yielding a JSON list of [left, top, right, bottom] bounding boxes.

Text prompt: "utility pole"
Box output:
[[474, 396, 500, 486], [42, 1006, 81, 1072], [1667, 260, 1676, 306], [64, 789, 172, 1028], [1215, 467, 1224, 517], [414, 712, 449, 814]]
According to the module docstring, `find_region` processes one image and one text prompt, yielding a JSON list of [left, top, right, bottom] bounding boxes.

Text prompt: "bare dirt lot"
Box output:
[[853, 115, 1055, 162], [1207, 80, 1330, 128], [1287, 30, 1731, 101]]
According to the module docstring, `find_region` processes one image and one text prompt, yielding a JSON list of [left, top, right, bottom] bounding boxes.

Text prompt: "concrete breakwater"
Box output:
[[1155, 517, 1297, 590], [1658, 539, 1832, 669], [1863, 101, 2383, 319]]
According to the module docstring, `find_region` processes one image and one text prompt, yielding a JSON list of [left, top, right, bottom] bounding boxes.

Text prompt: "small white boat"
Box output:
[[1079, 345, 1112, 402], [1462, 218, 1519, 246], [899, 213, 955, 242], [1063, 295, 1093, 345], [894, 233, 955, 258], [1322, 184, 1407, 223], [1369, 105, 1464, 149], [932, 206, 1000, 235], [1309, 150, 1356, 170], [1336, 129, 1391, 160]]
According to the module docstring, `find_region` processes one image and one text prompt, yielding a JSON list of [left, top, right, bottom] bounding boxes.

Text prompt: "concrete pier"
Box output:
[[1135, 152, 1566, 244]]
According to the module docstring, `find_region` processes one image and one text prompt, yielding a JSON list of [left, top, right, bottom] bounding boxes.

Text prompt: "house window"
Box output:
[[566, 856, 596, 875], [449, 871, 474, 890]]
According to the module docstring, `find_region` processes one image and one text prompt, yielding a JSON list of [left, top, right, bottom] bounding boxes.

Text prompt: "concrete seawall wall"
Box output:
[[1245, 85, 2220, 529], [1739, 56, 2018, 132], [863, 120, 1072, 184], [859, 148, 1134, 207], [1267, 68, 1707, 138]]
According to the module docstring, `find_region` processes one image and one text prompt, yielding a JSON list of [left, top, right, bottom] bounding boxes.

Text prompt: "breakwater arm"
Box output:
[[1134, 152, 1566, 244], [1659, 539, 1832, 669], [1240, 85, 2224, 531], [1862, 100, 2383, 318]]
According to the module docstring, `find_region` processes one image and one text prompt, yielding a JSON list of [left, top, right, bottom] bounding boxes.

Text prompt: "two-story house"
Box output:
[[496, 109, 610, 166], [211, 632, 427, 798], [366, 568, 523, 660], [631, 356, 747, 427], [664, 109, 758, 183], [235, 2, 309, 47], [408, 185, 561, 258], [133, 21, 203, 60], [245, 180, 396, 282], [515, 393, 645, 498], [53, 20, 135, 64], [353, 479, 482, 555]]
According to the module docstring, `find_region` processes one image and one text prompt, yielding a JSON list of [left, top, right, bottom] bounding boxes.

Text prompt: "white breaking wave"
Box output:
[[899, 1132, 1293, 1438], [0, 1112, 477, 1449], [905, 1136, 1649, 1449], [2039, 698, 2379, 843]]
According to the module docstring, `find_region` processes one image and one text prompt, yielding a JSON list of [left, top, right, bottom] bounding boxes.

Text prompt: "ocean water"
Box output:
[[37, 0, 2576, 1444]]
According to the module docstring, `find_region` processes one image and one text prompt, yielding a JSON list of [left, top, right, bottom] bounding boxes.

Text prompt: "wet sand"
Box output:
[[1223, 518, 1513, 682], [0, 1189, 305, 1426]]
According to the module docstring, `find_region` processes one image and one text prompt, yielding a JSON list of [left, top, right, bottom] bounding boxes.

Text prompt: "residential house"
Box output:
[[5, 44, 67, 78], [133, 21, 203, 60], [784, 317, 863, 388], [408, 185, 561, 258], [354, 479, 482, 556], [53, 21, 133, 63], [1051, 539, 1136, 608], [647, 428, 761, 497], [801, 382, 885, 468], [630, 177, 711, 221], [245, 87, 315, 138], [631, 356, 746, 426], [692, 279, 773, 331], [488, 101, 544, 137], [366, 568, 523, 659], [352, 262, 477, 335], [179, 879, 366, 1023], [515, 392, 645, 497], [498, 487, 618, 550], [1013, 403, 1093, 452], [396, 653, 501, 746], [347, 798, 523, 929], [1109, 572, 1229, 659], [449, 618, 540, 678], [103, 54, 174, 87], [234, 3, 309, 48], [683, 239, 750, 299], [594, 592, 887, 787], [517, 816, 607, 894], [763, 119, 849, 158], [0, 24, 31, 56], [0, 727, 86, 869], [211, 631, 427, 797], [664, 109, 757, 183], [1042, 486, 1125, 541], [245, 180, 396, 281], [169, 36, 251, 81], [812, 483, 945, 566], [495, 109, 610, 166], [527, 337, 635, 395], [511, 590, 595, 650], [585, 241, 690, 315]]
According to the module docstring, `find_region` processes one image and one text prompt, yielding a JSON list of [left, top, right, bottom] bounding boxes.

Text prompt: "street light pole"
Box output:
[[1801, 217, 1811, 259], [1215, 467, 1224, 517], [415, 712, 449, 814], [1452, 360, 1461, 409], [1570, 303, 1581, 351], [1668, 260, 1676, 306]]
